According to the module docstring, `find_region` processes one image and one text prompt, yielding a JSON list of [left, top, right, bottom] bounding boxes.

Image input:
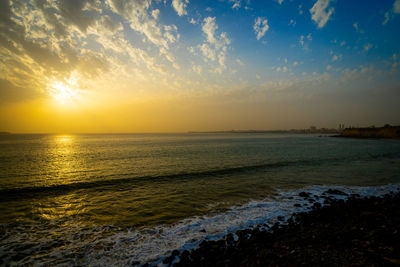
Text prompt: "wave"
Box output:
[[1, 152, 398, 202], [1, 184, 399, 266]]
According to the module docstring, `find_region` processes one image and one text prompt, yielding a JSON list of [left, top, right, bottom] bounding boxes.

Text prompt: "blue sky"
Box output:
[[0, 0, 399, 132]]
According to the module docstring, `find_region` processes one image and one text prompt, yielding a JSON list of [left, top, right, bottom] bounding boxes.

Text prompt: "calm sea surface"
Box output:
[[1, 133, 400, 265]]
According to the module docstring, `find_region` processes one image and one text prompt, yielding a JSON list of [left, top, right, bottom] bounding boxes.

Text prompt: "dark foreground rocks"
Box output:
[[167, 192, 400, 267]]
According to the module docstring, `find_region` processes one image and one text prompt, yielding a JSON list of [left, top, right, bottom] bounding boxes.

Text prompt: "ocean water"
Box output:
[[1, 133, 400, 265]]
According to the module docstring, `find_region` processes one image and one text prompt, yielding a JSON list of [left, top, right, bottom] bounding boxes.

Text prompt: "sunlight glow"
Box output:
[[49, 81, 77, 103]]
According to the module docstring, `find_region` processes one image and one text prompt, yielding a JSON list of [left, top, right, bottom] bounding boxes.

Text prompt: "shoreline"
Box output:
[[2, 184, 399, 266], [160, 189, 400, 267]]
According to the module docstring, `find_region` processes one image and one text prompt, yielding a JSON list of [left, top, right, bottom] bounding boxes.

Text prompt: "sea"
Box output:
[[1, 133, 400, 266]]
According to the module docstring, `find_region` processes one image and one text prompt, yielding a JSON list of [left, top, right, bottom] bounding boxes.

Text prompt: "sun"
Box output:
[[49, 81, 78, 104]]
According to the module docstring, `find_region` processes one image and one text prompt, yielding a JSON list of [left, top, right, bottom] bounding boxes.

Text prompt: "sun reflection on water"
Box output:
[[55, 135, 74, 144], [36, 193, 88, 223]]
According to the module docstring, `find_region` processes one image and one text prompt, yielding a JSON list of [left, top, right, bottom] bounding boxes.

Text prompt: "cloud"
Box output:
[[58, 0, 98, 33], [172, 0, 189, 16], [299, 35, 305, 46], [106, 0, 177, 51], [199, 17, 231, 70], [192, 65, 202, 74], [277, 0, 284, 4], [152, 9, 160, 20], [231, 0, 241, 9], [0, 78, 41, 103], [0, 0, 183, 103], [310, 0, 334, 28], [298, 4, 304, 15], [364, 43, 373, 52], [253, 17, 269, 40], [395, 0, 400, 13], [382, 0, 400, 24], [383, 12, 390, 25]]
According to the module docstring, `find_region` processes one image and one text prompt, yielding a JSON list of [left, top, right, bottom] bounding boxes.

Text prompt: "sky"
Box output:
[[0, 0, 400, 133]]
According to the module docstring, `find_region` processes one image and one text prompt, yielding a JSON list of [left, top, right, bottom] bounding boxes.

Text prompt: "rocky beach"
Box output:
[[162, 190, 400, 267]]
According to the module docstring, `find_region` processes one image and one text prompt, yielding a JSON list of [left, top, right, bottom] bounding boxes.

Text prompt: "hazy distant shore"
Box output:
[[188, 129, 339, 135], [336, 126, 400, 139], [164, 190, 400, 267]]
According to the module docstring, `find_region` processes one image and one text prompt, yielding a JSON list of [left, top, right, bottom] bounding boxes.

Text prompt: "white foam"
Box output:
[[1, 184, 399, 266]]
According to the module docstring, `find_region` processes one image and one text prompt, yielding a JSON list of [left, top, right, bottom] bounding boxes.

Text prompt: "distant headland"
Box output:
[[337, 125, 400, 139]]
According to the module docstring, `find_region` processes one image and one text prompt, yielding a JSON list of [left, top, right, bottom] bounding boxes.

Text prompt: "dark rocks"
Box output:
[[298, 192, 311, 198], [170, 192, 400, 267], [324, 189, 348, 196], [312, 202, 321, 209], [172, 249, 180, 256], [294, 203, 301, 207]]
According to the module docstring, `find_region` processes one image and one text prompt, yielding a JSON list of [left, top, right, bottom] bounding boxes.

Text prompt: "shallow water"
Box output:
[[1, 133, 400, 265]]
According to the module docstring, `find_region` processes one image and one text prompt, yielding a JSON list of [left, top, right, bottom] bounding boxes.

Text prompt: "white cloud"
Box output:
[[188, 47, 195, 55], [307, 33, 312, 40], [106, 0, 176, 51], [310, 0, 334, 28], [277, 0, 284, 4], [172, 0, 189, 16], [340, 41, 346, 47], [189, 18, 197, 24], [364, 43, 373, 52], [200, 43, 216, 61], [299, 35, 305, 46], [199, 17, 231, 70], [253, 17, 269, 40], [231, 0, 241, 9], [236, 58, 244, 66], [331, 54, 342, 62], [353, 22, 359, 31], [383, 12, 390, 25], [289, 19, 296, 26], [202, 17, 218, 44], [326, 65, 332, 71], [192, 65, 202, 74], [152, 9, 160, 20], [298, 4, 304, 15]]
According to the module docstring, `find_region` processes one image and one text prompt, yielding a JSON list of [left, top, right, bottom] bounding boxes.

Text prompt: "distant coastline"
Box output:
[[188, 128, 339, 135], [337, 126, 400, 139]]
